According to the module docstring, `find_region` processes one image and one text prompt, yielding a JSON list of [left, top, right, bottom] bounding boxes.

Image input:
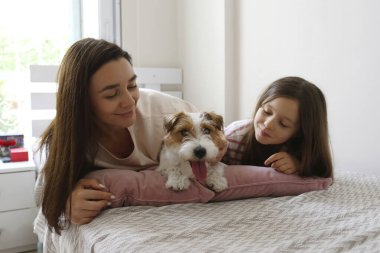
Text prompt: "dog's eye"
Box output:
[[202, 128, 211, 134], [180, 129, 189, 137]]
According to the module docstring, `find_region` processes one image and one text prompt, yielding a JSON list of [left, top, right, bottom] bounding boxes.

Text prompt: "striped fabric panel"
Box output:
[[223, 119, 252, 165]]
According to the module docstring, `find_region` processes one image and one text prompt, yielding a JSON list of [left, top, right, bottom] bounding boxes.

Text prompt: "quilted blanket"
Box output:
[[34, 171, 380, 253]]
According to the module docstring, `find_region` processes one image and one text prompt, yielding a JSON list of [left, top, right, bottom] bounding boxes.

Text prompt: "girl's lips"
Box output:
[[259, 128, 271, 138]]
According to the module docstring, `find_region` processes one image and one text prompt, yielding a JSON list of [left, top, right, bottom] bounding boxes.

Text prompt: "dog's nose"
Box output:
[[193, 146, 206, 159]]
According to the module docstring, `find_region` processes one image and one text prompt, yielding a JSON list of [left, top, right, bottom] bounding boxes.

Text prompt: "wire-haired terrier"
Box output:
[[157, 111, 228, 192]]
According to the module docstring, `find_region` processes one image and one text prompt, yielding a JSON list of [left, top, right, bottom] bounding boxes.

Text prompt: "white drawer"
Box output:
[[0, 208, 38, 251], [0, 171, 35, 212]]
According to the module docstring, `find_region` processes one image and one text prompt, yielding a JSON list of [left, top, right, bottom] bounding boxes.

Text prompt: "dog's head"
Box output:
[[162, 111, 226, 181]]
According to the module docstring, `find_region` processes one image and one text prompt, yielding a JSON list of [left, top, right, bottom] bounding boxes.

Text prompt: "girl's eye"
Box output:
[[180, 129, 189, 137], [279, 121, 291, 128], [202, 128, 211, 134], [262, 108, 270, 115]]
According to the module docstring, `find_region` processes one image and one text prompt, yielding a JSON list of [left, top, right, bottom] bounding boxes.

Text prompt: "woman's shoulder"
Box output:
[[138, 88, 198, 115]]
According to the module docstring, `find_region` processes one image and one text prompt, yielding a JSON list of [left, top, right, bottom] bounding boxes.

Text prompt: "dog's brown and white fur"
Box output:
[[157, 112, 228, 192]]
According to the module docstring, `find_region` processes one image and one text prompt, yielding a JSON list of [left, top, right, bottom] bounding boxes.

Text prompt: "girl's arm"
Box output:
[[264, 152, 300, 174]]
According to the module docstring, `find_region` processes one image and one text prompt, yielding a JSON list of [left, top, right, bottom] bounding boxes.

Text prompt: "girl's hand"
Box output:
[[264, 152, 300, 174], [65, 178, 115, 225]]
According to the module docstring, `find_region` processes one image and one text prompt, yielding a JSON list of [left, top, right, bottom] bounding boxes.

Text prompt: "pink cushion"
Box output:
[[85, 166, 332, 207], [212, 165, 332, 202], [85, 168, 215, 207]]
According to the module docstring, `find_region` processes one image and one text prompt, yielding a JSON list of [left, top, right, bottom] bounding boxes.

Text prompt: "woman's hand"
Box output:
[[264, 152, 300, 174], [65, 178, 115, 225]]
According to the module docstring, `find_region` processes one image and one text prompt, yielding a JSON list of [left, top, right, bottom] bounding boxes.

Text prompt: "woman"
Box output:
[[39, 38, 198, 233]]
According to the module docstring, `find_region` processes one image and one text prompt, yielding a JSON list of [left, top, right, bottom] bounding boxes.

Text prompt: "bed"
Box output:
[[33, 169, 380, 253], [30, 66, 380, 252]]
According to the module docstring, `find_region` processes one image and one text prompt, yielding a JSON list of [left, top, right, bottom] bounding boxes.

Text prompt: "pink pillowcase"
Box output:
[[212, 165, 332, 201], [85, 165, 332, 207], [85, 168, 214, 208]]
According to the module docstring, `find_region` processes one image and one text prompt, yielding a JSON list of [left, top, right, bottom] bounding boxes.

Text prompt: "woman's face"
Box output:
[[90, 57, 139, 131], [254, 97, 300, 145]]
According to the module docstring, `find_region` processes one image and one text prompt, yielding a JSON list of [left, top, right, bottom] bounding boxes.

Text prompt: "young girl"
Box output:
[[223, 76, 333, 178]]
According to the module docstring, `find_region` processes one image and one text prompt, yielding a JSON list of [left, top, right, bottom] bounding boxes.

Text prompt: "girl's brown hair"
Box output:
[[240, 76, 333, 178], [39, 38, 132, 233]]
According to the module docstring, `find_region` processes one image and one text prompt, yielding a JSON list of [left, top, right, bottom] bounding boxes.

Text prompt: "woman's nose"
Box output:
[[120, 90, 135, 107]]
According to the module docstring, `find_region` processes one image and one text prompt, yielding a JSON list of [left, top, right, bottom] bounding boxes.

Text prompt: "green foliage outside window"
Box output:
[[0, 35, 67, 134], [0, 36, 65, 72], [0, 80, 18, 133]]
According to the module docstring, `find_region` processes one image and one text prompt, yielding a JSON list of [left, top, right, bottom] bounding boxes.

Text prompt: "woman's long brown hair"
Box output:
[[240, 77, 333, 178], [39, 38, 132, 234]]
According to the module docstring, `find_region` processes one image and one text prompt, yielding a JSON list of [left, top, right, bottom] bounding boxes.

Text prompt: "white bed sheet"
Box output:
[[34, 170, 380, 253]]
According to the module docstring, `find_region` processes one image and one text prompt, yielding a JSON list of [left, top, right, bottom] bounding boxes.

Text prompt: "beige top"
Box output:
[[94, 88, 198, 171]]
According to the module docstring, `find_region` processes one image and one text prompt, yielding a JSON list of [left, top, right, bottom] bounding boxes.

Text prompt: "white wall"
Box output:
[[121, 0, 227, 115], [177, 0, 225, 114], [238, 0, 380, 174], [121, 0, 380, 175], [121, 0, 179, 67]]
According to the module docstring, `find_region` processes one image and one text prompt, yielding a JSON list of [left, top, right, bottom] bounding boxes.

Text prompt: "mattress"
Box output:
[[34, 170, 380, 253]]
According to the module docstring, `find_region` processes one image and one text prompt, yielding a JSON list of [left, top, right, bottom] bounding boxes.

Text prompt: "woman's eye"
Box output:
[[202, 128, 211, 134], [180, 129, 189, 137], [105, 90, 119, 99], [128, 82, 138, 89]]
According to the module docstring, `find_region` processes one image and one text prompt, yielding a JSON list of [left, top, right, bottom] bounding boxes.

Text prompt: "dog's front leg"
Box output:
[[165, 161, 193, 191], [206, 162, 228, 192]]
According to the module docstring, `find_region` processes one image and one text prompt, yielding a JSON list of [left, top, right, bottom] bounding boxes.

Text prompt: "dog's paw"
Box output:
[[206, 176, 228, 192], [165, 176, 191, 191]]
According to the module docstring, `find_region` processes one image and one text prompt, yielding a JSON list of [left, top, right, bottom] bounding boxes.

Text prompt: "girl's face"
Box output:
[[254, 97, 300, 145], [90, 57, 139, 131]]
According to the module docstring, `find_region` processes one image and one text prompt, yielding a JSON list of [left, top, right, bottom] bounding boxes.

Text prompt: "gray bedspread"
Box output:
[[34, 171, 380, 253]]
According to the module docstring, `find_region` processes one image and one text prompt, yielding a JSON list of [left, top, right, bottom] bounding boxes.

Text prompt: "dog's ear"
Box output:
[[164, 112, 187, 133], [202, 112, 224, 131]]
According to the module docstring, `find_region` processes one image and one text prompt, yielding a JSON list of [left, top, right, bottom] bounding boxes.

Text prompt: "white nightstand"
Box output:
[[0, 160, 38, 253]]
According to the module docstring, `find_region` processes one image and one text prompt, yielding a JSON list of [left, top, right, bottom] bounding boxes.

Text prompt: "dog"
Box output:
[[157, 111, 228, 192]]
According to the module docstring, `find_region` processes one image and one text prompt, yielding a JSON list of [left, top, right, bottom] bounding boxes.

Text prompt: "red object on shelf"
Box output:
[[0, 139, 16, 147], [10, 148, 29, 162]]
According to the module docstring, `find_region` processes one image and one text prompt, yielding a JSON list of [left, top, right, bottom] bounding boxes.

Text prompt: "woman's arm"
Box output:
[[66, 178, 115, 224]]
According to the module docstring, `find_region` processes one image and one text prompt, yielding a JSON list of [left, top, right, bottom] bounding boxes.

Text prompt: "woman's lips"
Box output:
[[116, 109, 134, 117]]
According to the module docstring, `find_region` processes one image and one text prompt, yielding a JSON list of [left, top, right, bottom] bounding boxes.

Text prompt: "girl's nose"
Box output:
[[264, 117, 274, 129]]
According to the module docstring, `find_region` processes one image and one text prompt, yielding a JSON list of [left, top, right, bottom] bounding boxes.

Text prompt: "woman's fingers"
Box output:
[[76, 178, 108, 191], [76, 188, 113, 201], [67, 195, 111, 224], [66, 178, 115, 224], [69, 209, 100, 225]]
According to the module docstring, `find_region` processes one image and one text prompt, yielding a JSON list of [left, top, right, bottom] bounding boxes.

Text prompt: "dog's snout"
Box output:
[[193, 146, 206, 159]]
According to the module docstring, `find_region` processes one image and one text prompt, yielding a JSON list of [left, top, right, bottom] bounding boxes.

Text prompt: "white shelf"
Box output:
[[0, 160, 35, 173]]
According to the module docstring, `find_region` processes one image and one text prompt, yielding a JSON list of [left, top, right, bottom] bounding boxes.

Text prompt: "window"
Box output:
[[0, 0, 80, 141], [0, 0, 120, 148]]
